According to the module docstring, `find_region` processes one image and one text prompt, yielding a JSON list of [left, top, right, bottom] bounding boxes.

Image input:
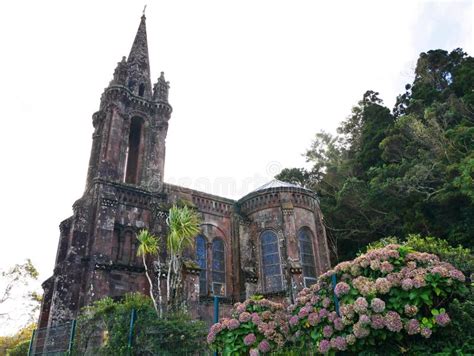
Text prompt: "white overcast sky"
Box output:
[[0, 0, 472, 296]]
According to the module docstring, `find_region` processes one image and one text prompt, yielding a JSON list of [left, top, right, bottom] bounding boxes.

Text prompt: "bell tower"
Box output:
[[85, 15, 172, 192], [38, 15, 173, 328]]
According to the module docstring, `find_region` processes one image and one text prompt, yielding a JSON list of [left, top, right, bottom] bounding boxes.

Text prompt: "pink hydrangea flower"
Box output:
[[384, 311, 403, 332], [249, 348, 260, 356], [370, 259, 381, 271], [239, 312, 251, 323], [308, 312, 320, 326], [346, 334, 356, 345], [370, 298, 385, 313], [323, 325, 333, 338], [252, 313, 261, 325], [318, 339, 331, 353], [353, 321, 370, 338], [235, 303, 246, 314], [318, 308, 329, 319], [244, 333, 257, 346], [289, 315, 299, 326], [405, 319, 420, 335], [258, 339, 271, 353], [340, 304, 354, 319], [227, 318, 240, 330], [353, 297, 368, 314], [330, 336, 347, 351], [404, 304, 418, 317], [435, 312, 451, 327], [380, 261, 394, 273], [401, 278, 414, 291], [375, 277, 391, 294], [207, 331, 216, 344], [333, 317, 344, 331], [449, 269, 465, 282], [359, 314, 370, 325], [334, 282, 350, 297], [421, 327, 432, 338], [370, 314, 385, 330]]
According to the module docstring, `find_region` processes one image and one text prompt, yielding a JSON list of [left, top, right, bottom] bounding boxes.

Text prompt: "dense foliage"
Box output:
[[0, 323, 35, 356], [207, 296, 289, 355], [276, 48, 474, 261], [208, 245, 468, 355], [75, 293, 207, 355]]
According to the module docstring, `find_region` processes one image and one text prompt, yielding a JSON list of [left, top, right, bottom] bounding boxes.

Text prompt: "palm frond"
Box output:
[[136, 229, 159, 257], [166, 205, 201, 254]]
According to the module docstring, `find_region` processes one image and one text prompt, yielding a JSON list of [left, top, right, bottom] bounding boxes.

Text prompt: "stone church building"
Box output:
[[38, 15, 331, 328]]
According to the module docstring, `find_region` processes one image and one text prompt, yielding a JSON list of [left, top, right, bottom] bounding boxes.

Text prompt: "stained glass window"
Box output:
[[196, 235, 207, 295], [298, 228, 317, 287], [212, 238, 225, 283], [261, 230, 283, 292]]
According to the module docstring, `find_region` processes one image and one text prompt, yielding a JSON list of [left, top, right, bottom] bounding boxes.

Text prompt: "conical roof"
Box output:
[[252, 179, 304, 192]]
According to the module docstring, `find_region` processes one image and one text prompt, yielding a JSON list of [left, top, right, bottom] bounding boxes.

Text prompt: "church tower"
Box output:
[[38, 15, 173, 327], [86, 14, 171, 191]]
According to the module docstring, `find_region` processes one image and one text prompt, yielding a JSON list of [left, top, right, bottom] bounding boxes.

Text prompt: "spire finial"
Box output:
[[142, 5, 147, 16]]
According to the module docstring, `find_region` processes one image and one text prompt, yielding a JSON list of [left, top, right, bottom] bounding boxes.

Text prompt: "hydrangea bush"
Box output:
[[288, 244, 466, 353], [207, 296, 289, 355], [207, 244, 467, 354]]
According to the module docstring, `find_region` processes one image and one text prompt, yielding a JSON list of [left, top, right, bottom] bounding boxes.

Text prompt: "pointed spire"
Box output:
[[153, 72, 170, 102], [126, 15, 152, 98]]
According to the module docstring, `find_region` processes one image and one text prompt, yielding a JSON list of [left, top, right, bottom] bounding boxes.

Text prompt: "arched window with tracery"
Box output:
[[211, 238, 225, 296], [260, 230, 283, 292], [124, 117, 144, 184], [195, 235, 207, 295], [298, 227, 317, 287]]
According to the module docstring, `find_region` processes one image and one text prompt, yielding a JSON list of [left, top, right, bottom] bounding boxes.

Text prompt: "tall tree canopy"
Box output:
[[277, 49, 474, 261]]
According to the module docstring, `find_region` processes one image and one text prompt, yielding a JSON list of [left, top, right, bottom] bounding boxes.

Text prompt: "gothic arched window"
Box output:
[[195, 235, 207, 295], [298, 227, 317, 287], [138, 83, 145, 97], [211, 238, 225, 296], [124, 117, 144, 184], [261, 230, 283, 292]]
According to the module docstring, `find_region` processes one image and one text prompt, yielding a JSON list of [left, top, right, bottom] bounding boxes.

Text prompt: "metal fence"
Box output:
[[27, 297, 229, 355], [28, 320, 76, 355]]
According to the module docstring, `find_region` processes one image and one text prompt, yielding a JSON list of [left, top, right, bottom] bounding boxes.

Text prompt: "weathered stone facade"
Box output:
[[38, 15, 331, 328]]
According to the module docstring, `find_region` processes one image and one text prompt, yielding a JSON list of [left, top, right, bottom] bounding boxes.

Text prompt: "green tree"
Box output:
[[0, 322, 36, 355], [0, 260, 41, 335], [166, 205, 201, 312], [278, 48, 474, 261], [136, 230, 162, 317]]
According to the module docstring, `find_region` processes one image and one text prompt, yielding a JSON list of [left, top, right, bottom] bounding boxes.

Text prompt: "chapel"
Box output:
[[38, 15, 331, 328]]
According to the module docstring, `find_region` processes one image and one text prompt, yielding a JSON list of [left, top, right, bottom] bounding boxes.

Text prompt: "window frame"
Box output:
[[211, 237, 226, 296], [297, 227, 317, 286], [260, 230, 284, 293]]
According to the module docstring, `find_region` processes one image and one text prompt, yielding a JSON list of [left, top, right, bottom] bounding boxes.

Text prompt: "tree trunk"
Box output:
[[156, 256, 163, 318], [142, 254, 159, 315]]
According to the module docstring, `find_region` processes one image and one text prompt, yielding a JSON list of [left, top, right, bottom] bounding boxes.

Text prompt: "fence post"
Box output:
[[27, 328, 36, 356], [213, 296, 219, 324], [67, 319, 77, 354], [331, 274, 340, 316], [128, 308, 137, 352], [213, 296, 219, 356]]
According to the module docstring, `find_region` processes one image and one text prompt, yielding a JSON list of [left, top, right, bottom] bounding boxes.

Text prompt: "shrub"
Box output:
[[288, 244, 467, 354], [7, 339, 30, 356], [207, 295, 289, 354], [365, 234, 474, 275], [75, 293, 207, 355]]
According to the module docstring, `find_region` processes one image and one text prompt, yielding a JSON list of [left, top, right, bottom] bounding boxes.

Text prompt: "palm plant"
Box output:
[[136, 229, 163, 317], [166, 204, 201, 312]]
